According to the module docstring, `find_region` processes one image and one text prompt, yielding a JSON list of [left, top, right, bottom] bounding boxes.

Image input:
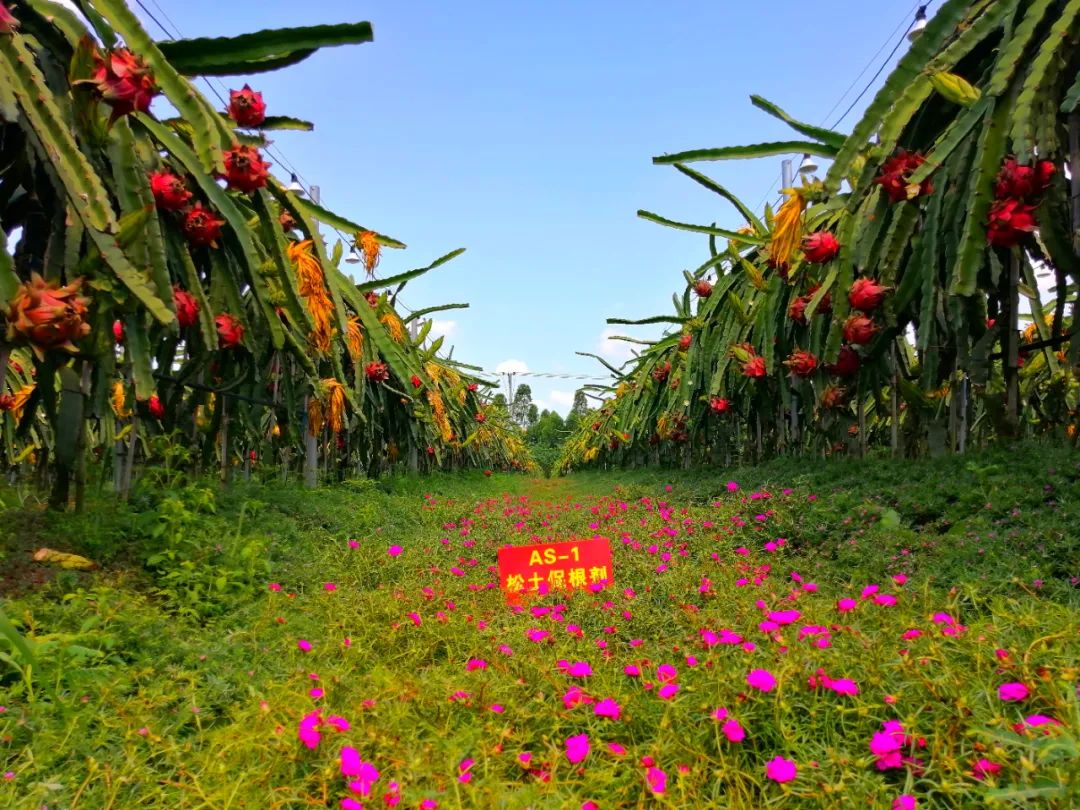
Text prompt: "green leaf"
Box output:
[[671, 164, 765, 233], [1011, 0, 1080, 161], [125, 315, 154, 401], [291, 195, 406, 249], [0, 607, 36, 670], [637, 210, 766, 244], [749, 95, 847, 149], [607, 316, 686, 326], [987, 0, 1053, 97], [354, 249, 466, 293], [1060, 70, 1080, 112], [157, 22, 373, 76], [950, 98, 1008, 296], [654, 140, 838, 166], [402, 303, 469, 324], [256, 116, 315, 132]]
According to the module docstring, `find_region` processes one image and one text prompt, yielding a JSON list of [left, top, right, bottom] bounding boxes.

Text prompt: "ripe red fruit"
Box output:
[[410, 375, 422, 389], [173, 287, 199, 328], [788, 296, 809, 325], [651, 361, 671, 382], [742, 356, 767, 378], [183, 203, 225, 248], [215, 313, 244, 349], [227, 84, 267, 128], [149, 170, 192, 212], [994, 158, 1055, 199], [365, 361, 390, 382], [678, 334, 692, 352], [848, 278, 889, 312], [475, 411, 487, 423], [112, 319, 124, 343], [90, 48, 159, 122], [986, 198, 1037, 247], [222, 144, 270, 193], [827, 345, 861, 377], [874, 150, 934, 203], [842, 315, 879, 346], [802, 232, 840, 264], [0, 3, 20, 33], [148, 394, 165, 420], [784, 349, 818, 378], [709, 396, 730, 414], [693, 280, 713, 298]]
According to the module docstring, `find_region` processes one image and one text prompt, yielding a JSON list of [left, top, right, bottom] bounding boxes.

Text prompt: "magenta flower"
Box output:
[[325, 715, 350, 732], [837, 598, 857, 612], [297, 639, 312, 652], [722, 719, 746, 742], [558, 660, 593, 678], [420, 801, 438, 810], [342, 798, 363, 810], [465, 658, 487, 671], [656, 663, 678, 683], [747, 669, 777, 692], [563, 686, 592, 709], [726, 481, 738, 492], [348, 539, 360, 549], [971, 758, 1001, 780], [387, 545, 403, 557], [458, 757, 475, 783], [765, 756, 797, 783], [608, 742, 626, 756], [340, 746, 363, 776], [998, 682, 1029, 702], [298, 711, 321, 749], [1023, 714, 1058, 727], [829, 678, 859, 696], [324, 582, 337, 591], [594, 698, 621, 719], [657, 682, 679, 700], [565, 733, 590, 764], [646, 765, 667, 794], [893, 796, 916, 810], [268, 582, 282, 592], [767, 609, 801, 625], [344, 762, 379, 797]]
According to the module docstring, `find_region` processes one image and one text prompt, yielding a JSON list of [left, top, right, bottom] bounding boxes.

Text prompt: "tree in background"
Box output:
[[510, 384, 534, 427], [564, 388, 591, 433], [526, 403, 539, 426], [526, 408, 567, 476]]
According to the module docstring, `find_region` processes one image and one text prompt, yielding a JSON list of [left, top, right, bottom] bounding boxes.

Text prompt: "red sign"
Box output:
[[498, 538, 613, 597]]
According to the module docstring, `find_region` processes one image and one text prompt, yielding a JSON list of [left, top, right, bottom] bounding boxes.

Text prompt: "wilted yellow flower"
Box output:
[[322, 378, 347, 434], [111, 380, 131, 418], [9, 384, 35, 423], [347, 316, 364, 360], [288, 239, 336, 354], [767, 187, 806, 270], [358, 231, 381, 277], [307, 396, 324, 437], [380, 310, 407, 344]]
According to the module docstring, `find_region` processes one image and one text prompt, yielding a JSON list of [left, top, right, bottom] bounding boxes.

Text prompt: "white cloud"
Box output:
[[428, 319, 458, 340], [549, 390, 575, 408], [597, 327, 635, 364], [495, 359, 529, 374]]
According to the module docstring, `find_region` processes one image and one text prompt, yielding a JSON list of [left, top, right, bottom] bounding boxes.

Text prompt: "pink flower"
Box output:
[[526, 628, 551, 643], [489, 704, 504, 714], [998, 682, 1029, 702], [348, 539, 360, 549], [892, 574, 907, 586], [861, 584, 880, 599], [342, 799, 363, 810], [558, 660, 593, 678], [608, 742, 626, 756], [971, 758, 1001, 780], [582, 803, 599, 810], [646, 765, 667, 794], [309, 688, 324, 699], [767, 609, 801, 625], [829, 678, 859, 696], [657, 682, 679, 700], [465, 658, 487, 671], [268, 582, 282, 592], [901, 628, 923, 640], [722, 719, 745, 742], [565, 733, 590, 764], [874, 594, 897, 606], [297, 639, 312, 652], [563, 686, 592, 709], [656, 663, 678, 682], [458, 757, 475, 783], [624, 664, 641, 677], [765, 756, 797, 783], [324, 582, 337, 591], [837, 598, 857, 612], [341, 749, 379, 795], [325, 715, 349, 732], [420, 801, 438, 810], [298, 711, 321, 749], [594, 698, 621, 719], [893, 796, 916, 810], [747, 669, 777, 692], [727, 481, 739, 492], [388, 545, 403, 557]]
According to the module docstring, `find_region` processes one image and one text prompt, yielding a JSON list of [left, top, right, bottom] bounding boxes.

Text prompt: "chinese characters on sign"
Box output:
[[497, 538, 613, 597]]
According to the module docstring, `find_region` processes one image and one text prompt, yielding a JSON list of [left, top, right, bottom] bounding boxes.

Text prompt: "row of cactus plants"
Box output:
[[0, 0, 532, 507], [560, 0, 1079, 472]]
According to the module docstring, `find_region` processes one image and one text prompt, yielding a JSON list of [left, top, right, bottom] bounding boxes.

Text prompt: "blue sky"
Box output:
[[134, 0, 925, 414]]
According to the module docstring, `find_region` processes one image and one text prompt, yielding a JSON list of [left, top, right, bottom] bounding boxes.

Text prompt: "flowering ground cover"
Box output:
[[2, 447, 1079, 808]]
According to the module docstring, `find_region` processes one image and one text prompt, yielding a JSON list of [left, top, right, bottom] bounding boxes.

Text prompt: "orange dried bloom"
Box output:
[[380, 310, 406, 344], [287, 240, 336, 354], [346, 316, 364, 360], [111, 380, 130, 418], [322, 378, 347, 433], [767, 187, 806, 270], [358, 231, 381, 276], [307, 396, 324, 437]]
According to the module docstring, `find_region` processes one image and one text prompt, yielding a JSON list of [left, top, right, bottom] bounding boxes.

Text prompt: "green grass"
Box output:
[[1, 445, 1078, 808]]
